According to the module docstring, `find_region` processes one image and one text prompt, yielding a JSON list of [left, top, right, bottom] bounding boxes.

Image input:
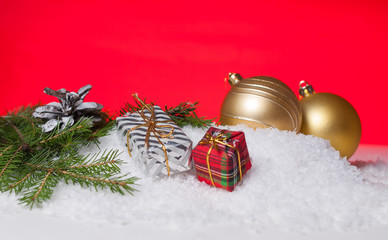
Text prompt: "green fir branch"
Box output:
[[19, 170, 59, 208], [118, 96, 152, 116], [0, 105, 138, 207], [165, 101, 214, 128], [86, 120, 115, 146]]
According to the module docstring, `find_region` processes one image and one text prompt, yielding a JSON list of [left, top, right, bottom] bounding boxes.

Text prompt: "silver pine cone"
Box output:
[[33, 84, 103, 132]]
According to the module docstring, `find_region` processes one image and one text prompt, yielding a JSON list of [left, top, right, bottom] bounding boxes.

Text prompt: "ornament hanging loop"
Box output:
[[227, 73, 243, 87], [299, 80, 315, 99]]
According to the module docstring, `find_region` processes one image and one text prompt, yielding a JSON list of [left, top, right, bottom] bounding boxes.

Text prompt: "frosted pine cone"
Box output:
[[33, 84, 103, 132]]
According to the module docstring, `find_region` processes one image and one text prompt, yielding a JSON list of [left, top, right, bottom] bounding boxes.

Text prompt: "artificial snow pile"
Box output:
[[2, 125, 388, 234]]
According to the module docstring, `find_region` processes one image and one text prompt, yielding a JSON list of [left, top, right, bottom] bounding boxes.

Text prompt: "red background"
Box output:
[[0, 0, 387, 145]]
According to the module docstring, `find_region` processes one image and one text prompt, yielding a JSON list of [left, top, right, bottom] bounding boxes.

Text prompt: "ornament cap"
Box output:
[[227, 73, 244, 86], [299, 80, 315, 98]]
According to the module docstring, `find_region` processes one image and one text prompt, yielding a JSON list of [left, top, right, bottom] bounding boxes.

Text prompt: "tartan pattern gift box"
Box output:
[[192, 127, 252, 191]]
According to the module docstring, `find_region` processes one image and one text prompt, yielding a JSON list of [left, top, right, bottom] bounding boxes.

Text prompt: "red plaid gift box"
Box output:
[[192, 127, 252, 191]]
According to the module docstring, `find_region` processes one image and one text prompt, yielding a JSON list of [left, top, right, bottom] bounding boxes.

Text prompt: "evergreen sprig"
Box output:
[[165, 101, 214, 128], [118, 97, 153, 116], [0, 106, 138, 208], [119, 97, 214, 128]]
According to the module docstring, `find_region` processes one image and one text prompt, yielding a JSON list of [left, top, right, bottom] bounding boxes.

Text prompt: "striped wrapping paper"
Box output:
[[192, 127, 252, 191], [116, 105, 193, 178]]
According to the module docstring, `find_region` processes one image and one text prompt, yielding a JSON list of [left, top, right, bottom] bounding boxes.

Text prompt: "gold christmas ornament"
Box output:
[[298, 81, 361, 158], [220, 73, 302, 132]]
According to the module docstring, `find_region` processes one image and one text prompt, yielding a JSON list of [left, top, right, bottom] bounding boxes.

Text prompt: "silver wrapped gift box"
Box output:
[[116, 104, 193, 178]]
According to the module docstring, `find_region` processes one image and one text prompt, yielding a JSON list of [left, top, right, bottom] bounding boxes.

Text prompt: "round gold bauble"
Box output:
[[220, 73, 302, 132], [299, 81, 361, 158]]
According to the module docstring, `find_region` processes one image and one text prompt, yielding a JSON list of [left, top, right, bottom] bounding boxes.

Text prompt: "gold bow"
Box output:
[[126, 94, 175, 176], [199, 130, 242, 187]]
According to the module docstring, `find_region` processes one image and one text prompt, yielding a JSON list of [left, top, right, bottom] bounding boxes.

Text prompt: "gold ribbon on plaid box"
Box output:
[[198, 130, 243, 187], [126, 94, 175, 176]]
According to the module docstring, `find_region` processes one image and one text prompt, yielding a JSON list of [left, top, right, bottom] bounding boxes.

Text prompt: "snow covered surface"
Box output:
[[1, 125, 388, 239]]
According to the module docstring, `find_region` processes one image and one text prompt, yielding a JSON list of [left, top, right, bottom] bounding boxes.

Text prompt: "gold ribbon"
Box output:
[[126, 94, 175, 176], [198, 130, 243, 187]]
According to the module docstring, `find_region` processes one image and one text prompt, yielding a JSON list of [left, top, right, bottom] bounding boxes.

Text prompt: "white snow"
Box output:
[[1, 125, 388, 236]]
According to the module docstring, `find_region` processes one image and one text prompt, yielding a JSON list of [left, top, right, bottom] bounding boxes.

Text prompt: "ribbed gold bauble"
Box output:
[[220, 73, 302, 131], [299, 81, 361, 158]]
